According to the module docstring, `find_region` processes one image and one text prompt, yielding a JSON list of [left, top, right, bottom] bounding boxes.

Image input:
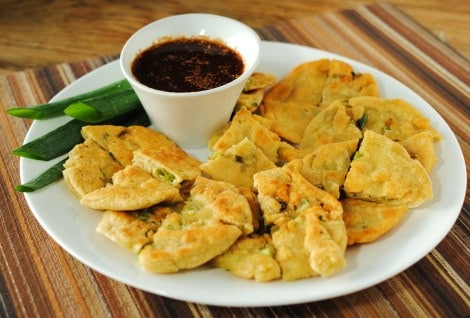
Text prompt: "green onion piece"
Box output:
[[353, 152, 363, 160], [6, 79, 132, 120], [296, 198, 311, 212], [259, 247, 275, 257], [63, 88, 141, 123], [155, 168, 176, 183], [62, 102, 98, 121], [15, 158, 68, 192], [208, 151, 223, 160], [357, 114, 369, 130], [12, 120, 86, 160]]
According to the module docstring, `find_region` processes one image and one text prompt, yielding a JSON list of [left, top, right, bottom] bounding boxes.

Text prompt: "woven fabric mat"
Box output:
[[1, 3, 468, 317]]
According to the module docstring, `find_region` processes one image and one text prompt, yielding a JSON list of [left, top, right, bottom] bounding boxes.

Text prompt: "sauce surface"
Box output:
[[132, 37, 244, 93]]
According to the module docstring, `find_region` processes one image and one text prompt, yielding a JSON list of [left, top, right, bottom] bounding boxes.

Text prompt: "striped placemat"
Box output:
[[1, 3, 468, 317]]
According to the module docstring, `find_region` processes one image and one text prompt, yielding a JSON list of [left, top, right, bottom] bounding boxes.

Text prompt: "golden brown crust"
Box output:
[[243, 72, 277, 92], [80, 166, 181, 211], [271, 215, 316, 281], [342, 199, 408, 245], [344, 130, 433, 207], [399, 131, 437, 172], [321, 60, 379, 107], [188, 176, 254, 235], [81, 125, 178, 166], [260, 59, 329, 143], [299, 101, 363, 150], [96, 207, 173, 253], [63, 139, 123, 198], [212, 234, 281, 282], [212, 109, 290, 164], [235, 90, 266, 113], [132, 147, 201, 188], [349, 97, 442, 142], [234, 73, 276, 113], [237, 187, 262, 233], [137, 177, 255, 274], [253, 167, 344, 225], [285, 139, 359, 198], [272, 208, 346, 280], [139, 217, 242, 274], [201, 137, 276, 188], [253, 167, 347, 280]]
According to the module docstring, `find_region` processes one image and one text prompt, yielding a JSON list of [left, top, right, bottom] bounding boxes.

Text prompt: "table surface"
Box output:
[[1, 1, 469, 317], [0, 0, 469, 75]]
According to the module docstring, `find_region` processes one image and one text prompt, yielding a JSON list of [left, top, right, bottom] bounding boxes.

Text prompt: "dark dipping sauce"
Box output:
[[131, 37, 244, 93]]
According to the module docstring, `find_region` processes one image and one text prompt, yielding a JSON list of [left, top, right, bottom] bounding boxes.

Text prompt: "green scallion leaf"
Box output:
[[12, 120, 86, 160], [63, 87, 141, 123], [357, 114, 369, 130], [15, 158, 68, 192], [6, 79, 132, 120]]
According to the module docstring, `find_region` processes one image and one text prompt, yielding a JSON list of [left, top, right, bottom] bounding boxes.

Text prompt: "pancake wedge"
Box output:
[[81, 125, 178, 166], [201, 137, 276, 188], [63, 139, 123, 198], [321, 59, 379, 107], [272, 208, 346, 280], [212, 234, 281, 282], [212, 109, 292, 164], [80, 165, 181, 211], [253, 167, 347, 280], [344, 130, 433, 208], [253, 167, 344, 226], [285, 139, 359, 198], [299, 101, 363, 150], [244, 72, 277, 91], [235, 72, 277, 113], [235, 89, 266, 113], [260, 59, 330, 143], [349, 96, 441, 142], [342, 199, 408, 245], [399, 131, 437, 172], [139, 215, 242, 274], [186, 176, 254, 235], [96, 206, 173, 253], [132, 147, 201, 189]]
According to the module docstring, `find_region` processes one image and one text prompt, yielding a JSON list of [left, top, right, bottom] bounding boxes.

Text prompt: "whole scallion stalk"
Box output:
[[6, 79, 132, 119]]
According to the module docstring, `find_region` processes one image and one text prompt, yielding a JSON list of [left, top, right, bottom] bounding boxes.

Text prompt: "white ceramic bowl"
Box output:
[[120, 13, 261, 148]]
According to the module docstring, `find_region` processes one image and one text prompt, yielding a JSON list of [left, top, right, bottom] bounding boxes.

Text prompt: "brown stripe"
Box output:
[[368, 3, 470, 83], [363, 5, 470, 113], [50, 246, 100, 318], [427, 250, 470, 315], [408, 258, 460, 316], [256, 25, 289, 43], [0, 272, 15, 318]]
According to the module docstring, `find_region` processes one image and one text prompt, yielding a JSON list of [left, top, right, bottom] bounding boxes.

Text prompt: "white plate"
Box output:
[[20, 41, 466, 307]]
